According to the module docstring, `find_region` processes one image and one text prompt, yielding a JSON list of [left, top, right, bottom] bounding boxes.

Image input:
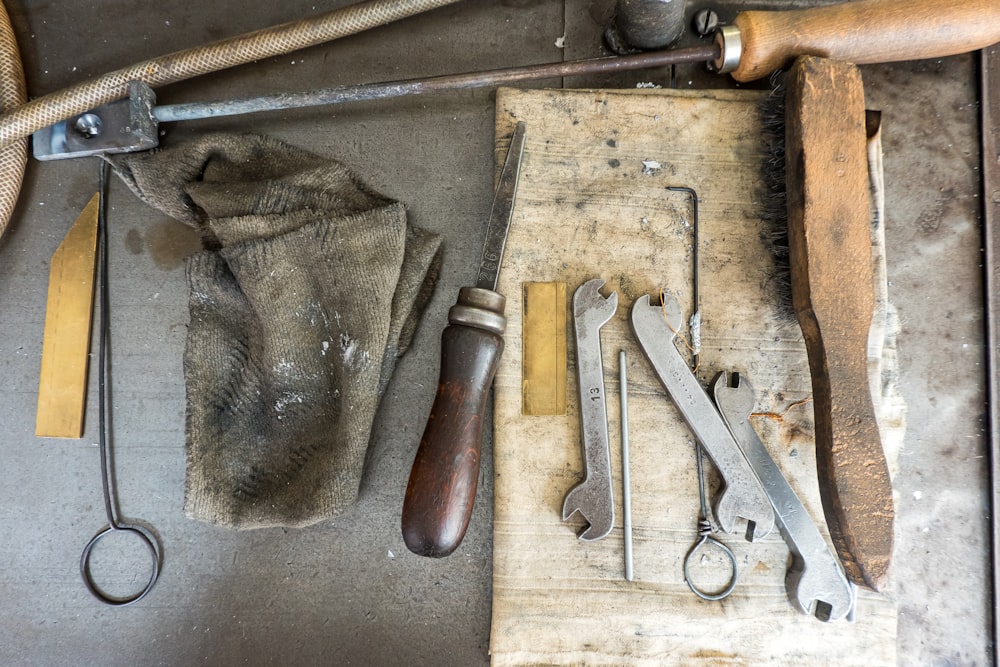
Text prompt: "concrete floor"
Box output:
[[0, 1, 991, 665]]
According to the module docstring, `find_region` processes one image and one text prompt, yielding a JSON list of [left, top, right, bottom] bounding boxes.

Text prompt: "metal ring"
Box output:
[[711, 25, 742, 74], [80, 523, 162, 607], [683, 534, 738, 601]]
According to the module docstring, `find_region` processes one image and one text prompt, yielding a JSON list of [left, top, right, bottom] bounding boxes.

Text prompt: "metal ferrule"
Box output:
[[449, 287, 506, 335], [712, 25, 742, 74]]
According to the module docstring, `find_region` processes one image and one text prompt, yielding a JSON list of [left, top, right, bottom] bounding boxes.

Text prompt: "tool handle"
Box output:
[[785, 57, 894, 591], [402, 288, 505, 557], [730, 0, 1000, 82]]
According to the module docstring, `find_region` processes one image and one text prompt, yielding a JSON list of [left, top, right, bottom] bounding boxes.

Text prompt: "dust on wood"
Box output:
[[488, 86, 902, 666]]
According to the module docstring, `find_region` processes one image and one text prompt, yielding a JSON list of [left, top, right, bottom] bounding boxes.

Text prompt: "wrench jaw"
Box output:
[[562, 483, 615, 541], [712, 487, 769, 542], [784, 552, 856, 622], [711, 371, 755, 418], [573, 278, 619, 326], [630, 293, 683, 337]]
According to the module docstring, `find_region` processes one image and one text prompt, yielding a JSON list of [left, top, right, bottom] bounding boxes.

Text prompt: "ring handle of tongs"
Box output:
[[683, 520, 739, 601], [80, 522, 161, 607]]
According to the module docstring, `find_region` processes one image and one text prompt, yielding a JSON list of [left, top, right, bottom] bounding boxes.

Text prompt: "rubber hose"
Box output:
[[0, 0, 462, 238], [0, 2, 26, 240]]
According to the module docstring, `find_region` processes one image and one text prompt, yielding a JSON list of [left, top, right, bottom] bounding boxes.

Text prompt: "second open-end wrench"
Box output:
[[562, 278, 618, 541], [712, 371, 855, 622], [630, 292, 773, 541]]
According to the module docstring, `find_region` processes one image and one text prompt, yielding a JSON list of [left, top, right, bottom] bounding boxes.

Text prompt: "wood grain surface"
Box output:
[[785, 56, 894, 592], [489, 86, 904, 665]]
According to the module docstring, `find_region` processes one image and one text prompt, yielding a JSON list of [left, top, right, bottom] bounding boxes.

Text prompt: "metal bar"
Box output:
[[981, 42, 1000, 667], [152, 44, 719, 123], [620, 349, 633, 581]]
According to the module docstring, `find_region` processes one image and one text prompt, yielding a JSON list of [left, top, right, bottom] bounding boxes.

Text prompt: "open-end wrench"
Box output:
[[630, 292, 773, 540], [712, 371, 855, 622], [562, 278, 618, 541]]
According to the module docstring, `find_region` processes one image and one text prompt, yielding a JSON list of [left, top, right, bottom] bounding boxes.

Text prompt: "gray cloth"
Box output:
[[111, 133, 441, 528]]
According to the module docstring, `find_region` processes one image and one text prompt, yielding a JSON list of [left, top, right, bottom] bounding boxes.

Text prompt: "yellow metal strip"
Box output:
[[36, 193, 100, 438], [521, 281, 566, 416]]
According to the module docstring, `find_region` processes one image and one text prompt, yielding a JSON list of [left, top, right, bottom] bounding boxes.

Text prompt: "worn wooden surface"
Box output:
[[489, 87, 904, 665], [785, 56, 894, 592]]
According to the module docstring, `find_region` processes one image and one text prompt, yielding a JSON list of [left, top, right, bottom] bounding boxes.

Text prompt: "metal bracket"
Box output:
[[32, 81, 159, 160]]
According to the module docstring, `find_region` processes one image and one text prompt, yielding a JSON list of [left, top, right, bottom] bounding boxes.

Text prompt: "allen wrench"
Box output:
[[666, 185, 700, 371], [80, 160, 162, 606]]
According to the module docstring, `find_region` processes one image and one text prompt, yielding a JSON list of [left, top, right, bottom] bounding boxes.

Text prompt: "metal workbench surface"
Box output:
[[0, 0, 989, 664]]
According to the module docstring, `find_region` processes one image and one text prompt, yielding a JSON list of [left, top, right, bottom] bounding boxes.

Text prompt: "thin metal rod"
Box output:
[[96, 160, 117, 529], [81, 159, 163, 607], [152, 43, 720, 123], [980, 43, 1000, 666], [694, 444, 708, 523], [619, 349, 633, 582], [667, 186, 700, 370]]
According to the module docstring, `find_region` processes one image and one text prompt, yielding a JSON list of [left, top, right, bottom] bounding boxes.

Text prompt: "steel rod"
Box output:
[[980, 43, 1000, 667], [153, 44, 720, 123], [620, 349, 633, 582]]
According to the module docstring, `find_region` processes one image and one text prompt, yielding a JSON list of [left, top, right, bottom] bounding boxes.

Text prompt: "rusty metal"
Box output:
[[152, 44, 719, 123], [35, 43, 719, 160]]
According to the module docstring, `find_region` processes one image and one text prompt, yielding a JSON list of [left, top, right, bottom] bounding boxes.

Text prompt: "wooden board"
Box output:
[[35, 193, 99, 439], [489, 87, 904, 665]]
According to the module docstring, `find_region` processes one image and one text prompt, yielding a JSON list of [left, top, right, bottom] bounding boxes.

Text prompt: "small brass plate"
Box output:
[[521, 281, 567, 415]]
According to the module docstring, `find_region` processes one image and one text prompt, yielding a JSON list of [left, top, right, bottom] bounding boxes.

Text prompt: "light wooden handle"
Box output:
[[730, 0, 1000, 82]]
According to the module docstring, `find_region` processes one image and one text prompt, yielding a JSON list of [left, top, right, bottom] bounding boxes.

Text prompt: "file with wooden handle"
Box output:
[[401, 122, 526, 557]]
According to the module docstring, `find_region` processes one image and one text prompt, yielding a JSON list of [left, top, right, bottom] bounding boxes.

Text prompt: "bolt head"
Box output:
[[693, 8, 720, 37]]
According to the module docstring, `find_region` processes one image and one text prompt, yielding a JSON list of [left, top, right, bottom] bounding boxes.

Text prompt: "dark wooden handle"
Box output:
[[402, 289, 505, 557], [733, 0, 1000, 82], [785, 57, 894, 591]]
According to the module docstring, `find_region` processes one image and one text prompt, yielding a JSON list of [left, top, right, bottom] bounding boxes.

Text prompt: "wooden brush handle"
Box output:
[[731, 0, 1000, 82], [785, 56, 894, 592]]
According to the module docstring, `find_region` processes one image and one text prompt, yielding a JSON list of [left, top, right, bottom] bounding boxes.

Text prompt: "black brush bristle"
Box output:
[[757, 71, 794, 319]]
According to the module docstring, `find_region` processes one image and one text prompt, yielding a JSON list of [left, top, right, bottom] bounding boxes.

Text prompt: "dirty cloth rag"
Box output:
[[111, 133, 442, 529]]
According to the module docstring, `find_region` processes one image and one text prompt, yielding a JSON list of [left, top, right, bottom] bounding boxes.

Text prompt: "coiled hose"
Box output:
[[0, 2, 26, 240], [0, 0, 463, 239]]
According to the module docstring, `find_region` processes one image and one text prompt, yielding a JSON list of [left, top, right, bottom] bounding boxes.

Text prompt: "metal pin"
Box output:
[[620, 349, 634, 581]]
